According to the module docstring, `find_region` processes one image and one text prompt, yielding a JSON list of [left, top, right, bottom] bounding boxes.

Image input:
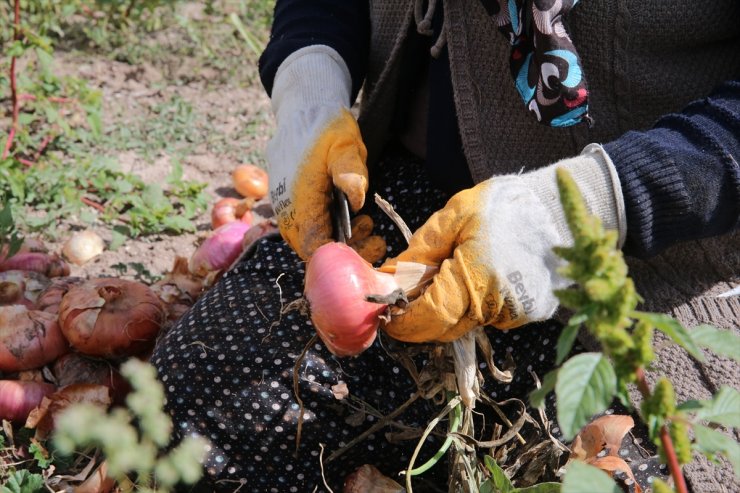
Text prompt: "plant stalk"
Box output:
[[635, 367, 688, 493]]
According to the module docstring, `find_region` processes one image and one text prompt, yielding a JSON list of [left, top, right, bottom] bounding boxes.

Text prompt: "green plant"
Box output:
[[525, 168, 740, 493], [53, 359, 206, 492]]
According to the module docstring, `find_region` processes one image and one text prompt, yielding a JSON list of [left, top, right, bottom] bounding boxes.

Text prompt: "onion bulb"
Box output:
[[62, 230, 105, 265], [0, 305, 69, 371], [0, 252, 69, 277], [189, 221, 250, 277], [0, 380, 56, 423], [211, 197, 254, 229], [58, 278, 166, 358], [152, 257, 204, 320], [233, 164, 269, 200], [0, 270, 51, 308], [304, 242, 400, 356], [35, 276, 84, 313]]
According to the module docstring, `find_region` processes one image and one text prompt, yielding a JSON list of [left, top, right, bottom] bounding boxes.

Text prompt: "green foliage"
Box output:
[[690, 324, 740, 362], [480, 456, 560, 493], [53, 359, 207, 491], [0, 203, 23, 261], [0, 470, 44, 493], [651, 478, 676, 493], [554, 353, 616, 440], [692, 424, 740, 475], [679, 386, 740, 428], [561, 462, 620, 493]]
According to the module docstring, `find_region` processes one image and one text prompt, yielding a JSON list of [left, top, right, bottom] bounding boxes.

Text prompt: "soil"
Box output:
[[37, 2, 274, 282]]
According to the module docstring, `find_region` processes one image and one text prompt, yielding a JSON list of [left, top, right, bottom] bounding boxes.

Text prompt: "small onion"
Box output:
[[62, 230, 105, 265], [0, 270, 51, 308], [0, 306, 69, 371], [0, 252, 70, 277], [233, 164, 269, 200], [0, 380, 56, 423], [189, 221, 250, 277], [304, 242, 400, 357], [59, 278, 166, 358]]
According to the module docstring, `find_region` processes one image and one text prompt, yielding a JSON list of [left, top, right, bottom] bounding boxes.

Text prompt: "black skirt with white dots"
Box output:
[[152, 151, 662, 493]]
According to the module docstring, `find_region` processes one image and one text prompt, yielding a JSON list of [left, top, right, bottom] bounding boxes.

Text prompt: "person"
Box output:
[[153, 1, 740, 492]]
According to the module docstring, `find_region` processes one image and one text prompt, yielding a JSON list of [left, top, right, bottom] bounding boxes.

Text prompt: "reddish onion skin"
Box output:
[[189, 221, 250, 276], [0, 252, 70, 278], [304, 243, 399, 357], [0, 380, 56, 423], [0, 306, 69, 371], [59, 278, 166, 358]]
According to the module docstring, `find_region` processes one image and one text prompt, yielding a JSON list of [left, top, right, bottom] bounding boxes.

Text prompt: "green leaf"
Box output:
[[556, 314, 585, 364], [684, 387, 740, 428], [562, 462, 621, 493], [529, 370, 558, 409], [690, 324, 740, 362], [633, 311, 705, 362], [480, 479, 496, 493], [693, 424, 740, 475], [515, 483, 561, 493], [483, 456, 514, 493], [0, 469, 45, 493], [555, 353, 617, 439], [162, 215, 195, 233]]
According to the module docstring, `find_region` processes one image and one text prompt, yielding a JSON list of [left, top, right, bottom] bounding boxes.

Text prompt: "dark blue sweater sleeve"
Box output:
[[258, 0, 370, 103], [605, 81, 740, 258]]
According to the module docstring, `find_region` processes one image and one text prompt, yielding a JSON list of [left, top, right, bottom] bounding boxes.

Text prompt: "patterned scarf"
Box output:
[[480, 0, 590, 127]]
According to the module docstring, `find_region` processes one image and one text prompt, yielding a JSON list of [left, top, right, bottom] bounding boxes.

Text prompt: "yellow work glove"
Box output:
[[382, 144, 627, 343], [266, 45, 370, 260]]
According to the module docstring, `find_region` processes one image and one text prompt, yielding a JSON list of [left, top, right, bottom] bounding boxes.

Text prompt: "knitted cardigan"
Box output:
[[259, 1, 740, 490]]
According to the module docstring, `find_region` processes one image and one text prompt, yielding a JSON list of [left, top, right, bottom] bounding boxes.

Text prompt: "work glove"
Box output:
[[266, 45, 371, 260], [382, 144, 627, 343]]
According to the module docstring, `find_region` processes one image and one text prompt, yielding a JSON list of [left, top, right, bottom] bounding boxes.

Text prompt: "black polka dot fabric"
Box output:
[[152, 150, 663, 492]]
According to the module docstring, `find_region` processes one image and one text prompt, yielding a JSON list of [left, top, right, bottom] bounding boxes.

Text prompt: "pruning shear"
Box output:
[[331, 186, 352, 244]]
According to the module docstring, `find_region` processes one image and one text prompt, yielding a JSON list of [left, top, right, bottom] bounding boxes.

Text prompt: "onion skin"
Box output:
[[0, 270, 51, 307], [233, 164, 269, 200], [35, 276, 84, 313], [0, 380, 56, 423], [59, 278, 166, 358], [62, 230, 105, 265], [211, 197, 241, 229], [304, 243, 399, 357], [0, 252, 70, 278], [189, 221, 250, 276], [0, 306, 69, 372]]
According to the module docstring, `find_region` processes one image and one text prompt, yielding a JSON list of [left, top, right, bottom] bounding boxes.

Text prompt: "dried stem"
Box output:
[[374, 193, 413, 242], [292, 334, 318, 458], [635, 367, 688, 493]]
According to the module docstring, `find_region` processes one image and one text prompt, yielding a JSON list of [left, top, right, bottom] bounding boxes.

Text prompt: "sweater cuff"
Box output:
[[520, 144, 628, 248], [271, 45, 353, 122]]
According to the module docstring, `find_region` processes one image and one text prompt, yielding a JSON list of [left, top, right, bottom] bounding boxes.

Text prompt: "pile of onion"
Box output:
[[58, 278, 166, 358]]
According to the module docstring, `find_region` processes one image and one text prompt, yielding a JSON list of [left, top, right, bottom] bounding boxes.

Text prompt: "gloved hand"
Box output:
[[381, 144, 627, 343], [267, 45, 370, 260]]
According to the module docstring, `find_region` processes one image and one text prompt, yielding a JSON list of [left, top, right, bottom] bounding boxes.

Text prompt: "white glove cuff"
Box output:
[[520, 144, 628, 248], [271, 45, 353, 123]]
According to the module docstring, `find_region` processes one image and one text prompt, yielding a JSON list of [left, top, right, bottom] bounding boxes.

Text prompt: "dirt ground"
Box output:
[[41, 2, 274, 282]]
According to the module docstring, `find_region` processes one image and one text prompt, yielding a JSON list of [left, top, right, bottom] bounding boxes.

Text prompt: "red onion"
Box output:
[[0, 306, 69, 371], [0, 380, 56, 423], [0, 252, 70, 277], [304, 242, 400, 356], [189, 221, 250, 276]]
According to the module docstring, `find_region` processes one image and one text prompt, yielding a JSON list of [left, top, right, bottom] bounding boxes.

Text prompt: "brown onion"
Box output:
[[0, 306, 69, 371], [151, 257, 204, 321], [53, 353, 130, 405], [232, 164, 268, 200], [59, 278, 166, 358], [0, 380, 56, 423], [35, 276, 84, 313]]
